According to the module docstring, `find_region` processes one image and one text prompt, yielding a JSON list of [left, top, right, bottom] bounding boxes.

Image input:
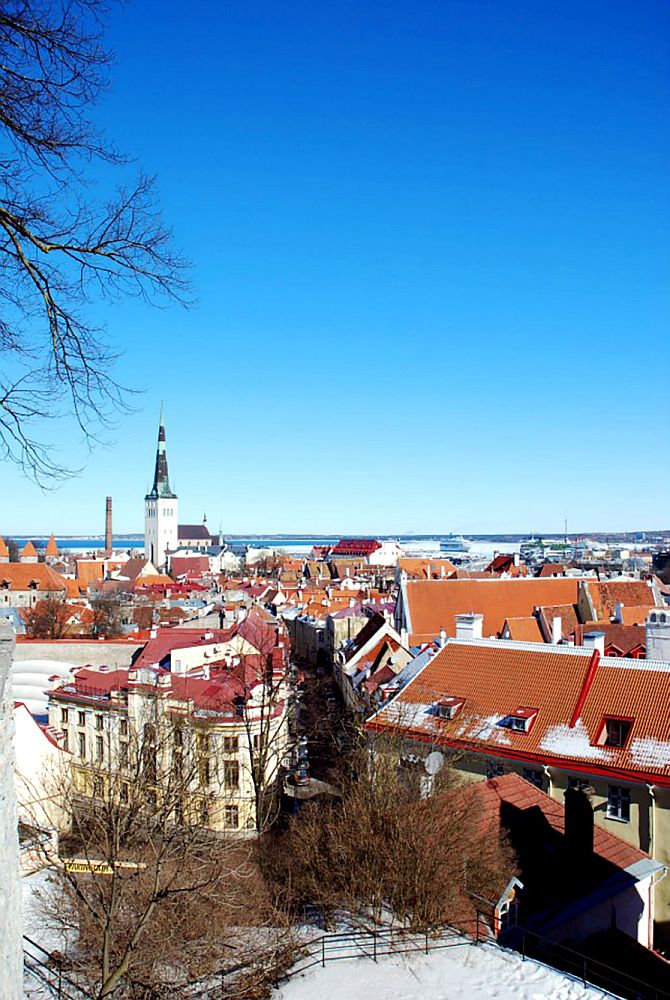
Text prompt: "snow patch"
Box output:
[[539, 720, 611, 760], [630, 737, 670, 769], [273, 939, 602, 1000]]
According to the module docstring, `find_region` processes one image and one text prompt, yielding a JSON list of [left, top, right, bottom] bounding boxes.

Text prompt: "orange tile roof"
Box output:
[[620, 605, 653, 626], [587, 580, 656, 620], [45, 534, 59, 557], [368, 638, 670, 784], [76, 560, 106, 588], [0, 537, 8, 557], [21, 540, 37, 557], [0, 563, 67, 592], [536, 604, 579, 642], [403, 578, 589, 643], [398, 558, 457, 580], [502, 616, 543, 643]]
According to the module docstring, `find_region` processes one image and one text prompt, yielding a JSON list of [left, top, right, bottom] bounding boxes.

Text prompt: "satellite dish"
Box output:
[[424, 751, 445, 776]]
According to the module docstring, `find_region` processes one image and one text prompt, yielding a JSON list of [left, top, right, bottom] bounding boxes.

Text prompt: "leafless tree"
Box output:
[[0, 0, 189, 482], [24, 594, 70, 637], [265, 727, 514, 931], [90, 593, 124, 638], [236, 611, 293, 834], [27, 701, 263, 998]]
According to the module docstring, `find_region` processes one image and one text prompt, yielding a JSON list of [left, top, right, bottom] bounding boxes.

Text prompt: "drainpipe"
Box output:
[[543, 764, 553, 798]]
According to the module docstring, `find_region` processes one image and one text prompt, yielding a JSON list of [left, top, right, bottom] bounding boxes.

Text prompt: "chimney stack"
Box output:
[[583, 631, 605, 655], [105, 496, 113, 556]]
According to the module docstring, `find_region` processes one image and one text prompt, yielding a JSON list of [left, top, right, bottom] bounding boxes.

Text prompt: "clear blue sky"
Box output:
[[3, 0, 669, 535]]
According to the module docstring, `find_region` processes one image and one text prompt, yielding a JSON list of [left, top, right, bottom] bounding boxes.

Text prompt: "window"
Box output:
[[432, 697, 464, 720], [78, 732, 86, 759], [607, 785, 630, 822], [225, 805, 239, 829], [77, 711, 85, 728], [253, 733, 261, 751], [222, 735, 239, 754], [486, 760, 504, 779], [93, 777, 103, 798], [119, 740, 128, 768], [120, 717, 128, 737], [95, 714, 104, 731], [522, 768, 544, 789], [96, 736, 104, 762], [199, 756, 211, 786], [62, 730, 69, 752], [120, 783, 129, 804], [60, 708, 69, 725], [199, 798, 210, 824], [499, 708, 538, 733], [224, 761, 239, 789], [600, 718, 632, 749]]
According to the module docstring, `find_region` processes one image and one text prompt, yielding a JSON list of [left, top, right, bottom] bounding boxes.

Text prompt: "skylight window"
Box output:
[[498, 708, 538, 733], [430, 697, 464, 720], [597, 717, 633, 749]]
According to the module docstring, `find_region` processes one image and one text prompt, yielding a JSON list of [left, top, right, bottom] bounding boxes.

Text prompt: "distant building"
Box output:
[[144, 407, 179, 571]]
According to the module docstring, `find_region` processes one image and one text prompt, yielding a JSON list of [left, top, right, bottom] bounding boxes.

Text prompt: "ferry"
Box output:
[[439, 534, 471, 557]]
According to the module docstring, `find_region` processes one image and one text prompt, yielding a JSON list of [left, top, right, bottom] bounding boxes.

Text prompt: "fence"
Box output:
[[24, 914, 670, 1000], [23, 936, 95, 1000]]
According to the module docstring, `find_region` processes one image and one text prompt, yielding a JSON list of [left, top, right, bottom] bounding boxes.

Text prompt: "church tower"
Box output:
[[144, 407, 178, 570]]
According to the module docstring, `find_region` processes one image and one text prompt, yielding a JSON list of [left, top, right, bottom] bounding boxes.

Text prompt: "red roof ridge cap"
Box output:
[[569, 649, 601, 729]]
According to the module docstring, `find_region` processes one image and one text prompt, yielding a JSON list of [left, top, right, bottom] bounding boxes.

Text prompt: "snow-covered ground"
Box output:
[[272, 941, 606, 1000]]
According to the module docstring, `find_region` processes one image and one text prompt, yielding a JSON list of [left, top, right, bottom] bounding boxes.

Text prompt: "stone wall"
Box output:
[[13, 639, 142, 669], [0, 621, 23, 999]]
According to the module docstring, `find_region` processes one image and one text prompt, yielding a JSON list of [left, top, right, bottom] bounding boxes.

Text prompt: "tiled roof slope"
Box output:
[[459, 773, 646, 871], [503, 617, 543, 642], [587, 580, 656, 620], [536, 604, 579, 642], [367, 638, 670, 784], [0, 563, 67, 592], [403, 578, 589, 642]]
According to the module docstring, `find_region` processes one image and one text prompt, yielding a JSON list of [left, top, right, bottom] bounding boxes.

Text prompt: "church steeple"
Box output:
[[146, 404, 177, 500]]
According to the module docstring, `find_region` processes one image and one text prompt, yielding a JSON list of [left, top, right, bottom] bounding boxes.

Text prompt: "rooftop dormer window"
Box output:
[[597, 717, 632, 749], [498, 708, 538, 733], [430, 696, 464, 720]]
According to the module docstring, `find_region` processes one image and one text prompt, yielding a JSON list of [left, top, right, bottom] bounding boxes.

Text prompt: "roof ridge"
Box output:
[[447, 638, 592, 657]]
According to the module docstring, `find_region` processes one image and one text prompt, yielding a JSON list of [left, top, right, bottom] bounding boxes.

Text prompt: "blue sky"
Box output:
[[3, 0, 669, 535]]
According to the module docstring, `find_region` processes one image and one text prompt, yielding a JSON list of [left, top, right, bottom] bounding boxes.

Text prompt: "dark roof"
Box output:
[[178, 524, 212, 540], [146, 411, 177, 500]]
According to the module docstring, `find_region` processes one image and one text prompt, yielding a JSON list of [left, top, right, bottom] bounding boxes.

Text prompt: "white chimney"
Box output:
[[440, 564, 445, 578], [437, 628, 447, 648], [551, 616, 562, 645], [513, 552, 520, 567], [455, 613, 483, 641], [583, 631, 605, 655]]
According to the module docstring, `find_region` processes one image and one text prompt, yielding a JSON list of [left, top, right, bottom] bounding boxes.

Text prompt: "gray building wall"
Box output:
[[13, 640, 142, 669]]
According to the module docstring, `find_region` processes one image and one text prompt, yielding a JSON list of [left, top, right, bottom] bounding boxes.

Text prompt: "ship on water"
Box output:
[[439, 534, 471, 559]]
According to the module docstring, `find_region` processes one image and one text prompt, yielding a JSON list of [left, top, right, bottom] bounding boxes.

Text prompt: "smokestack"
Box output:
[[105, 496, 113, 556]]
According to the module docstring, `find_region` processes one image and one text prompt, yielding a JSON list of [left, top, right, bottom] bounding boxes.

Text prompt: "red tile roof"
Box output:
[[458, 773, 646, 871], [331, 539, 381, 557], [368, 638, 670, 784], [402, 578, 589, 643]]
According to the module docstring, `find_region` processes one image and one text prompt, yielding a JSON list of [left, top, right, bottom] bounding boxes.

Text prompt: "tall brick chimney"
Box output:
[[105, 496, 113, 556]]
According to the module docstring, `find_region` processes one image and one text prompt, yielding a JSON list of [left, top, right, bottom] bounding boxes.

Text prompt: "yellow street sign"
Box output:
[[64, 860, 113, 875]]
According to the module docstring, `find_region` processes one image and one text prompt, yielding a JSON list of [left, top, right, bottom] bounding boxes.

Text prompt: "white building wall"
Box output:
[[0, 622, 24, 999], [144, 496, 179, 570]]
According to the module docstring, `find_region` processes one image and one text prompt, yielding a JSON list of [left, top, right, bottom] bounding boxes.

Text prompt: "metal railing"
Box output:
[[23, 936, 95, 1000]]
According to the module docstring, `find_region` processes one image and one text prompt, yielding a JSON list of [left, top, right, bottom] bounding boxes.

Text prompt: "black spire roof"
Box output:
[[145, 406, 177, 500]]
